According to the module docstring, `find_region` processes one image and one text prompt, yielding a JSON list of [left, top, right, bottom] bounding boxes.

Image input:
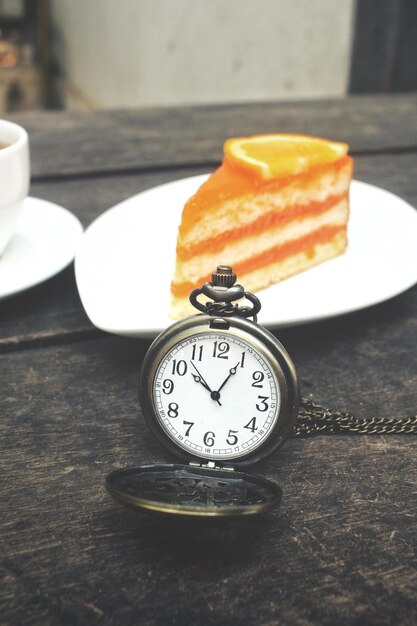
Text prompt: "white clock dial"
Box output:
[[152, 332, 281, 460]]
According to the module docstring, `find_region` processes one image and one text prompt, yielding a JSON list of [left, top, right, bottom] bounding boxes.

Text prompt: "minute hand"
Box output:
[[216, 362, 240, 394], [191, 362, 222, 406]]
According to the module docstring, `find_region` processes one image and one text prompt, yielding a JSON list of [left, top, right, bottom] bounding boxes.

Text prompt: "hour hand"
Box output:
[[190, 362, 221, 406], [216, 362, 240, 394], [191, 372, 211, 393]]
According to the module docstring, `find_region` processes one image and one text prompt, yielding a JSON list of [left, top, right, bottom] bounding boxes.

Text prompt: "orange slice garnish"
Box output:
[[224, 133, 349, 180]]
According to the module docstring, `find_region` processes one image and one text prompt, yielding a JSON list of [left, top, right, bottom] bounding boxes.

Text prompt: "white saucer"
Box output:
[[0, 197, 83, 299], [75, 176, 417, 337]]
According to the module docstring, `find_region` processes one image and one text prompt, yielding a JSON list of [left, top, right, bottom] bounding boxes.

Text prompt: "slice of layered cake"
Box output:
[[171, 134, 353, 318]]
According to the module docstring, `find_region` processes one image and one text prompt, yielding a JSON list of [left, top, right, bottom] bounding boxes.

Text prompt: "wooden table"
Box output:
[[1, 94, 416, 626]]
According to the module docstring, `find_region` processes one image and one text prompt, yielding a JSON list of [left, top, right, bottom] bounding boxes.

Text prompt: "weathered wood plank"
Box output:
[[0, 337, 415, 626], [279, 285, 417, 418], [2, 98, 416, 626], [6, 94, 417, 179], [0, 151, 416, 353]]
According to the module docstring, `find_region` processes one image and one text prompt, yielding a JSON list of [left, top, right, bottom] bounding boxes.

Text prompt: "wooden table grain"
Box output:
[[1, 94, 416, 626]]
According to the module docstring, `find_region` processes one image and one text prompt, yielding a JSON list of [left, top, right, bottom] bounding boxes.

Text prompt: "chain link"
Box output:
[[205, 302, 241, 317], [294, 397, 417, 437], [205, 301, 259, 323]]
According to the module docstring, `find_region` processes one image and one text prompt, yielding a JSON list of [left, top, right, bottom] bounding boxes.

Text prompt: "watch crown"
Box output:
[[211, 265, 237, 288]]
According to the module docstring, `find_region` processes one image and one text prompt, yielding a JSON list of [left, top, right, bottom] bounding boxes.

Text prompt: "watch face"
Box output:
[[152, 331, 281, 461]]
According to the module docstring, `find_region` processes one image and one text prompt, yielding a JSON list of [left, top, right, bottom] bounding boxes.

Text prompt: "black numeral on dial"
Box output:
[[183, 421, 194, 437], [162, 379, 174, 394], [226, 429, 238, 445], [256, 396, 269, 412], [168, 402, 179, 418], [244, 417, 258, 433], [212, 341, 230, 359], [191, 345, 203, 361], [171, 359, 187, 376], [252, 371, 264, 387], [203, 431, 215, 446]]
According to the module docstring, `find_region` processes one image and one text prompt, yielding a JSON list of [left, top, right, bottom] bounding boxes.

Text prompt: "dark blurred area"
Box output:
[[349, 0, 417, 94], [0, 0, 51, 112]]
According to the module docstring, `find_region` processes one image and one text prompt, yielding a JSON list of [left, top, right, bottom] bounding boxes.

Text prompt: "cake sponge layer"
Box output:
[[178, 156, 352, 247], [171, 227, 347, 319], [174, 197, 348, 287]]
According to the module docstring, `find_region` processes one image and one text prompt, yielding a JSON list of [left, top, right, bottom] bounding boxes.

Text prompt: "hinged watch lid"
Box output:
[[106, 463, 282, 517]]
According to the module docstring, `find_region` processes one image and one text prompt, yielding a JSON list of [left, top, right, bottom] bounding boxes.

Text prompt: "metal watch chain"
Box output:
[[296, 397, 417, 436], [190, 265, 417, 438]]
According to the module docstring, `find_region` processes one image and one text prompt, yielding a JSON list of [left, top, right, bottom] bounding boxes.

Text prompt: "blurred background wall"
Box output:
[[50, 0, 355, 109], [1, 0, 416, 113]]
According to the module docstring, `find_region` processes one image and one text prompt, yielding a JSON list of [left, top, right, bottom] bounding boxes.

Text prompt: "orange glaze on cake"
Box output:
[[178, 155, 352, 238], [172, 223, 345, 299], [177, 190, 348, 260]]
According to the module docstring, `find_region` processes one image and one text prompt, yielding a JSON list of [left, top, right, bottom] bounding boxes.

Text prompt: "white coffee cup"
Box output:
[[0, 120, 30, 255]]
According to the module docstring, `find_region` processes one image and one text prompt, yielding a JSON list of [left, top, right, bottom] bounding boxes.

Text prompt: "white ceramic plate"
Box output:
[[75, 175, 417, 337], [0, 197, 83, 299]]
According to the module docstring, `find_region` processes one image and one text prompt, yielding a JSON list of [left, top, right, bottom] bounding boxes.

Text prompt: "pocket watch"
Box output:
[[106, 265, 299, 517]]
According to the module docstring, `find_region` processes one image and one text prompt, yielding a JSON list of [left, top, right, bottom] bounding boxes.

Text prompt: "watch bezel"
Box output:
[[139, 314, 299, 468]]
